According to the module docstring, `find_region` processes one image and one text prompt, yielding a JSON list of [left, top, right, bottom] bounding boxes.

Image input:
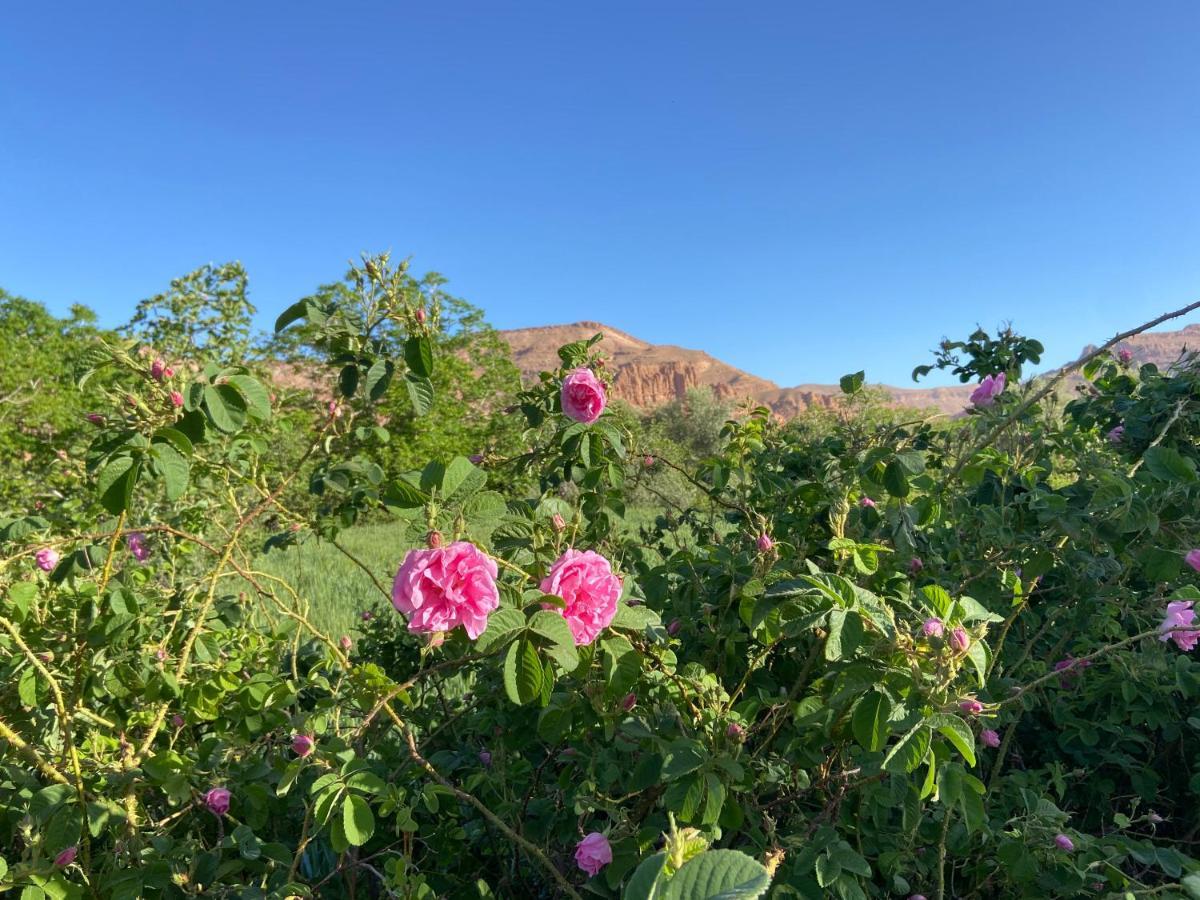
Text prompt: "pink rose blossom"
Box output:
[[126, 532, 150, 562], [574, 832, 612, 877], [727, 722, 745, 739], [164, 366, 174, 378], [479, 749, 492, 767], [959, 699, 984, 716], [292, 734, 315, 757], [360, 610, 374, 622], [1117, 347, 1133, 364], [756, 533, 774, 552], [540, 549, 622, 646], [151, 359, 166, 381], [1054, 833, 1074, 852], [170, 390, 184, 408], [1160, 600, 1200, 652], [1107, 424, 1124, 443], [392, 542, 500, 640], [35, 548, 59, 572], [1185, 549, 1200, 573], [54, 846, 78, 867], [860, 496, 876, 509], [339, 635, 352, 651], [950, 627, 970, 653], [171, 714, 185, 728], [551, 513, 566, 532], [469, 453, 484, 464], [980, 728, 1000, 748], [922, 617, 944, 638], [643, 455, 655, 468], [970, 372, 1007, 408], [909, 557, 924, 575], [154, 648, 167, 661], [204, 787, 231, 816], [560, 368, 607, 424]]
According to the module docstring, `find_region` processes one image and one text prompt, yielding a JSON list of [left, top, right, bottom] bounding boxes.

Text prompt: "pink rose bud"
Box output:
[[86, 413, 104, 425], [478, 749, 492, 767], [35, 548, 59, 572], [360, 610, 374, 622], [574, 832, 613, 877], [171, 714, 185, 728], [756, 533, 774, 552], [204, 787, 231, 816], [1148, 812, 1164, 824], [922, 617, 944, 638], [860, 496, 876, 509], [540, 549, 621, 645], [1186, 549, 1200, 573], [726, 722, 745, 739], [151, 359, 166, 381], [170, 390, 184, 408], [980, 728, 1000, 748], [551, 513, 566, 532], [1054, 833, 1074, 852], [959, 699, 984, 716], [1107, 424, 1124, 443], [154, 648, 167, 661], [290, 523, 302, 532], [910, 895, 928, 900], [339, 635, 352, 651], [667, 619, 681, 636], [909, 557, 924, 574], [1117, 347, 1133, 364], [427, 632, 445, 648], [950, 627, 970, 653], [426, 530, 443, 549], [469, 453, 484, 464], [164, 366, 174, 378], [328, 400, 342, 418], [643, 455, 654, 468], [415, 307, 426, 323], [621, 692, 637, 712], [292, 734, 315, 757], [53, 846, 78, 867], [560, 368, 608, 424]]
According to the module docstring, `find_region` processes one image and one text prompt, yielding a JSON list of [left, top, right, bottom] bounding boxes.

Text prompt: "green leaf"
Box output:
[[274, 299, 309, 332], [624, 852, 667, 900], [701, 773, 726, 826], [150, 442, 189, 501], [663, 774, 705, 823], [475, 608, 526, 654], [503, 639, 543, 706], [662, 738, 707, 780], [1143, 446, 1197, 483], [404, 335, 434, 378], [884, 459, 910, 498], [527, 610, 580, 671], [339, 364, 359, 399], [97, 456, 139, 515], [342, 794, 375, 846], [153, 426, 194, 457], [405, 372, 434, 416], [202, 384, 247, 433], [224, 375, 271, 420], [441, 456, 485, 505], [851, 690, 891, 752], [660, 849, 772, 899], [883, 723, 931, 773], [364, 358, 395, 401], [382, 479, 428, 512], [601, 635, 640, 698], [840, 370, 865, 395], [930, 713, 976, 767]]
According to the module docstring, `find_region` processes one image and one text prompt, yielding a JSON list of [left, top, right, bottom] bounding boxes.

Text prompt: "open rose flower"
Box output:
[[127, 532, 150, 562], [980, 728, 1001, 748], [1107, 424, 1125, 444], [204, 787, 231, 816], [970, 373, 1006, 408], [574, 832, 612, 877], [392, 541, 500, 640], [541, 549, 621, 645], [35, 548, 59, 572], [1185, 549, 1200, 573], [1160, 600, 1200, 652], [561, 368, 607, 424]]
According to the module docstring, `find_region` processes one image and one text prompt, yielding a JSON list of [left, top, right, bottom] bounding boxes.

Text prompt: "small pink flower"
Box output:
[[959, 699, 984, 716], [667, 619, 681, 636], [479, 749, 492, 767], [970, 372, 1007, 408], [393, 542, 501, 640], [151, 359, 166, 381], [551, 513, 566, 532], [469, 453, 484, 464], [339, 635, 352, 651], [164, 366, 175, 378], [170, 390, 184, 408], [1185, 549, 1200, 573], [1160, 600, 1200, 651], [171, 714, 185, 728], [949, 627, 970, 653], [360, 610, 374, 622], [1054, 833, 1074, 852], [643, 455, 655, 468], [126, 532, 150, 562], [35, 548, 59, 572], [909, 557, 924, 575], [922, 617, 944, 638], [426, 530, 443, 549], [1107, 424, 1124, 443], [574, 832, 612, 877], [1117, 347, 1133, 364], [541, 549, 622, 645], [53, 846, 78, 867], [980, 729, 1000, 748], [154, 648, 167, 661], [86, 413, 104, 425], [860, 496, 876, 509], [561, 368, 607, 425], [726, 722, 745, 739], [292, 734, 315, 757], [328, 400, 342, 418], [621, 692, 637, 711], [756, 533, 774, 552], [204, 787, 231, 816]]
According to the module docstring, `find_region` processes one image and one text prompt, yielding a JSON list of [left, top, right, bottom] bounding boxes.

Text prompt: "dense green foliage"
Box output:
[[3, 258, 1200, 900]]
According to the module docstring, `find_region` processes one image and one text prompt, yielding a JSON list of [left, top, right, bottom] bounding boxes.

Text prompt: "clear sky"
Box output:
[[2, 2, 1199, 387]]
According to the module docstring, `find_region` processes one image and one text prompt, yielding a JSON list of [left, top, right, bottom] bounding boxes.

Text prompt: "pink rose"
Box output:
[[204, 787, 231, 816], [574, 832, 612, 877], [970, 373, 1006, 408], [164, 366, 175, 378], [479, 749, 492, 767], [667, 618, 681, 636], [415, 307, 427, 324], [980, 728, 1000, 748], [949, 627, 970, 653], [392, 542, 500, 640], [540, 549, 622, 646], [1054, 833, 1074, 852], [561, 368, 607, 424], [151, 359, 166, 381], [756, 533, 774, 552], [1185, 549, 1200, 573], [1160, 600, 1200, 651], [922, 617, 944, 638], [860, 496, 876, 509], [171, 714, 185, 728], [959, 699, 983, 716], [1107, 424, 1124, 443], [87, 413, 104, 425], [551, 513, 566, 532], [621, 692, 637, 711], [643, 455, 655, 468], [54, 846, 78, 867], [360, 610, 374, 622], [292, 734, 315, 757], [170, 390, 184, 408], [126, 532, 150, 562], [35, 548, 59, 572], [339, 635, 352, 651], [1117, 347, 1133, 364], [727, 722, 745, 739]]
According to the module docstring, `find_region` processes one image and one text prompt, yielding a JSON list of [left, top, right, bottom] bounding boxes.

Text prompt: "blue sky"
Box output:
[[2, 2, 1199, 387]]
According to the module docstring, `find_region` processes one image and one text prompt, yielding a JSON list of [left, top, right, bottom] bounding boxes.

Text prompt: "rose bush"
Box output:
[[2, 259, 1200, 898]]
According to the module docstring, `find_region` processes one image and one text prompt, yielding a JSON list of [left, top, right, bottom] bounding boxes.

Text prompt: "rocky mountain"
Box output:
[[499, 321, 1200, 419]]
